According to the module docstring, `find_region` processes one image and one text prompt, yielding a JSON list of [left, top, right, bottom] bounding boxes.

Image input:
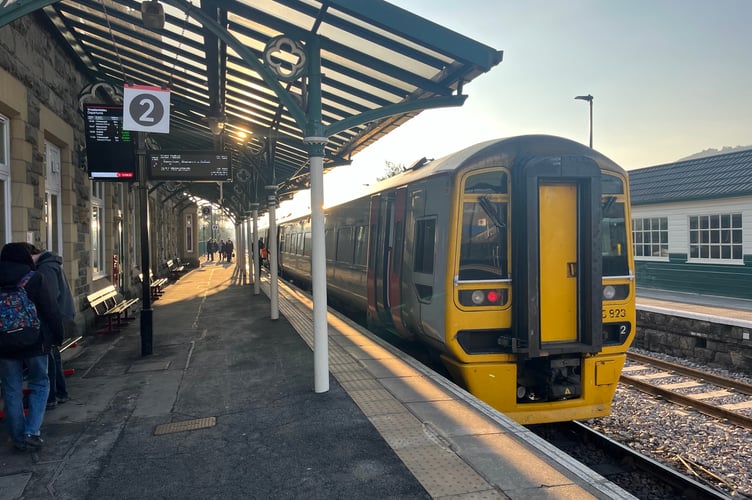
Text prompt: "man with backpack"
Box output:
[[0, 242, 64, 452], [29, 245, 75, 410]]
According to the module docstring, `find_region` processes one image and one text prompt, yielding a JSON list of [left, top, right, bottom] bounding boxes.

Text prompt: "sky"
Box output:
[[278, 0, 752, 216]]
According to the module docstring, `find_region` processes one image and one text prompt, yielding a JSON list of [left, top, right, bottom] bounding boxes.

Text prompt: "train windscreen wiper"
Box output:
[[479, 196, 505, 229]]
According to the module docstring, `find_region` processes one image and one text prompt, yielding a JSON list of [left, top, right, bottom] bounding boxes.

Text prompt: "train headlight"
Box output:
[[471, 290, 485, 305], [601, 284, 630, 300]]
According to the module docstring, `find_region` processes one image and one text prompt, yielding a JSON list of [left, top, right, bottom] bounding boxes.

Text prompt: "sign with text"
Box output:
[[148, 151, 231, 182], [84, 104, 138, 180]]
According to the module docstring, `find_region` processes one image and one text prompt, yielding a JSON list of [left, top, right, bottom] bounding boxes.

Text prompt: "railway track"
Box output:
[[533, 421, 732, 499], [621, 352, 752, 430]]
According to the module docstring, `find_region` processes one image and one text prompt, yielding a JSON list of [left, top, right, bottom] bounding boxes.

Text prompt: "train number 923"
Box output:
[[602, 308, 628, 319]]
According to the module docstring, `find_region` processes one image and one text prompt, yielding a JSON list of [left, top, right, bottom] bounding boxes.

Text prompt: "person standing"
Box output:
[[29, 245, 75, 409], [207, 239, 215, 261], [0, 242, 64, 451], [219, 240, 226, 262], [225, 239, 234, 263]]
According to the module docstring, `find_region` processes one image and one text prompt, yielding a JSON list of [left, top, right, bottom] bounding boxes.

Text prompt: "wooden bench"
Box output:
[[166, 259, 186, 280], [86, 285, 140, 334], [138, 271, 168, 300]]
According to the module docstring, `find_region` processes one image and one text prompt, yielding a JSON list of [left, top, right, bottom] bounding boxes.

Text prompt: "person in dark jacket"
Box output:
[[29, 245, 75, 409], [225, 239, 234, 263], [0, 242, 64, 451]]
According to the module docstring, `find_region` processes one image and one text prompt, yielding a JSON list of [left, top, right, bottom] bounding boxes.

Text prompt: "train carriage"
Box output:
[[278, 135, 635, 424]]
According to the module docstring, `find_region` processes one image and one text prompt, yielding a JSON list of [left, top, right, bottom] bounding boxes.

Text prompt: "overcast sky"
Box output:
[[288, 0, 752, 212]]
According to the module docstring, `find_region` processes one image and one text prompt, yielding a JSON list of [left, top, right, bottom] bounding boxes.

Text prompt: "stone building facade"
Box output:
[[0, 13, 195, 337]]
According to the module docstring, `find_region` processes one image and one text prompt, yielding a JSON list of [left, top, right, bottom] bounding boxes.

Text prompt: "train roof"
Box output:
[[363, 134, 625, 195]]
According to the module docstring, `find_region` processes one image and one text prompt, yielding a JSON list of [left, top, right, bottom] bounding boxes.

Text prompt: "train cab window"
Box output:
[[601, 174, 629, 276], [414, 218, 436, 274], [464, 171, 507, 194], [458, 201, 507, 280]]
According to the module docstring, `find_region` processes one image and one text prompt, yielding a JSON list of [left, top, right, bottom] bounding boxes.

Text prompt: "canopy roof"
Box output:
[[1, 0, 503, 219]]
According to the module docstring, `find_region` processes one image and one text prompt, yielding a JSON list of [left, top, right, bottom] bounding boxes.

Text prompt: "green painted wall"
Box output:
[[635, 253, 752, 299]]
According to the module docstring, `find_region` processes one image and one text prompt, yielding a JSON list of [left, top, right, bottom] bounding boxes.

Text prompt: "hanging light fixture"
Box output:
[[205, 114, 226, 135], [141, 1, 165, 30]]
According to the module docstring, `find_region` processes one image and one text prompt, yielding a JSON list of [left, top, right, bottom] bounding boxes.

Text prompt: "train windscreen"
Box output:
[[601, 174, 629, 276], [458, 170, 509, 281]]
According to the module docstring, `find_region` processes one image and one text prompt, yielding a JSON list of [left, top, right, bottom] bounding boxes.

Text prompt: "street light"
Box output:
[[574, 94, 593, 148]]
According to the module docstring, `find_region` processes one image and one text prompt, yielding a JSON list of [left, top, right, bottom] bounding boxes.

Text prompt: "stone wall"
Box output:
[[635, 310, 752, 374]]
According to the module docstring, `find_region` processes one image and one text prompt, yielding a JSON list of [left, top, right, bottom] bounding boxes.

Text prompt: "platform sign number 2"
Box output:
[[123, 84, 170, 134]]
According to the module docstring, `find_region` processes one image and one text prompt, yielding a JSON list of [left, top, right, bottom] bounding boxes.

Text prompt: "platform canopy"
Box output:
[[1, 0, 502, 219]]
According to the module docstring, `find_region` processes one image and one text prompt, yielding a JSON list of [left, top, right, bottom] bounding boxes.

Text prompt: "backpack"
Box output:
[[0, 271, 42, 354]]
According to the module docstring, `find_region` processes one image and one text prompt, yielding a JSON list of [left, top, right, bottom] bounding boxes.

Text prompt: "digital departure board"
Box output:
[[84, 104, 138, 180], [148, 151, 231, 182]]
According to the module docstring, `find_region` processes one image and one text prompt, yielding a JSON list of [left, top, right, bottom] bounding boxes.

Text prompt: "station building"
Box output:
[[0, 14, 196, 337], [630, 149, 752, 300]]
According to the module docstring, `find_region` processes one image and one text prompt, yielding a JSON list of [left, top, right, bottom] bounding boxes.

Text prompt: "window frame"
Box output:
[[632, 216, 669, 261], [688, 213, 743, 264]]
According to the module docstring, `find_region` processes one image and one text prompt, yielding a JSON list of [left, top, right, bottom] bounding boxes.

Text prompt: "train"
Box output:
[[274, 135, 635, 425]]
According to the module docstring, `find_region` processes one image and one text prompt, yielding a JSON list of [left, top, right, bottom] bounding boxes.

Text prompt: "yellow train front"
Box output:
[[280, 135, 636, 425]]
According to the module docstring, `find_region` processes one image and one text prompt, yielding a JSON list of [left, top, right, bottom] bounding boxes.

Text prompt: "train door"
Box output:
[[367, 194, 390, 326], [388, 187, 409, 336], [514, 156, 602, 357]]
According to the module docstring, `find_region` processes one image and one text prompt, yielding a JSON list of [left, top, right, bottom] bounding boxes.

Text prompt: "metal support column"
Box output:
[[304, 35, 329, 393], [137, 132, 153, 356], [251, 204, 260, 295], [265, 186, 279, 319]]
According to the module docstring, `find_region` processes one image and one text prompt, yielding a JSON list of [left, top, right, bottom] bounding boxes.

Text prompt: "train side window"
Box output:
[[414, 218, 436, 274], [354, 225, 368, 266], [601, 175, 629, 276], [336, 226, 354, 263], [303, 232, 312, 257], [325, 228, 335, 260]]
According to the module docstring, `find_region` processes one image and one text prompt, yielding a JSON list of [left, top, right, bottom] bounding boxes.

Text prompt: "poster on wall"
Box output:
[[84, 104, 138, 180]]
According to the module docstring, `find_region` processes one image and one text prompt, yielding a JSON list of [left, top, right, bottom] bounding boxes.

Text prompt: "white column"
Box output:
[[251, 205, 260, 295], [305, 137, 329, 393], [266, 187, 279, 320]]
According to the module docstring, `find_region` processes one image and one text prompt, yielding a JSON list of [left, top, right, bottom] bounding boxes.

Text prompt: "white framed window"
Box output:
[[44, 141, 63, 255], [185, 213, 194, 253], [0, 114, 11, 246], [689, 213, 742, 262], [91, 180, 106, 278], [632, 216, 668, 259]]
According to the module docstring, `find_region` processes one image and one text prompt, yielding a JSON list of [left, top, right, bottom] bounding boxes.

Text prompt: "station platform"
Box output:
[[637, 287, 752, 327], [0, 261, 634, 500]]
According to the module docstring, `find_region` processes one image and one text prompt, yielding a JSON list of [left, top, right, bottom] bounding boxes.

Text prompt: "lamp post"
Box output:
[[574, 94, 593, 148]]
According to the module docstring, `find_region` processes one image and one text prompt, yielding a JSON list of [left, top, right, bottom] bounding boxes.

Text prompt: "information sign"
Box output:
[[148, 151, 231, 182], [84, 104, 138, 180]]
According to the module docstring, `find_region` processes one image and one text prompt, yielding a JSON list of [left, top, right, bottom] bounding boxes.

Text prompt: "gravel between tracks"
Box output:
[[586, 348, 752, 497]]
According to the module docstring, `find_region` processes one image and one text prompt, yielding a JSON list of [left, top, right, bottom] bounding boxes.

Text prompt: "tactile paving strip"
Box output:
[[153, 416, 216, 436]]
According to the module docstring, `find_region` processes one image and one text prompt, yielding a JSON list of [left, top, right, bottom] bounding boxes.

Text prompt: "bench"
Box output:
[[86, 285, 140, 334], [138, 271, 168, 301], [166, 259, 186, 280]]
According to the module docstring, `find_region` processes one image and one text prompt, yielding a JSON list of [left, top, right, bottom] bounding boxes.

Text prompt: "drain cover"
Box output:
[[154, 416, 216, 436]]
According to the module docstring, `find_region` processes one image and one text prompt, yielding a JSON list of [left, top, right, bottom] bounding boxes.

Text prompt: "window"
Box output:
[[336, 226, 353, 263], [91, 181, 106, 277], [354, 225, 368, 266], [414, 218, 436, 274], [458, 170, 508, 280], [600, 175, 629, 276], [689, 213, 742, 261], [0, 114, 10, 246], [632, 217, 668, 258], [45, 141, 63, 254], [185, 214, 194, 253]]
